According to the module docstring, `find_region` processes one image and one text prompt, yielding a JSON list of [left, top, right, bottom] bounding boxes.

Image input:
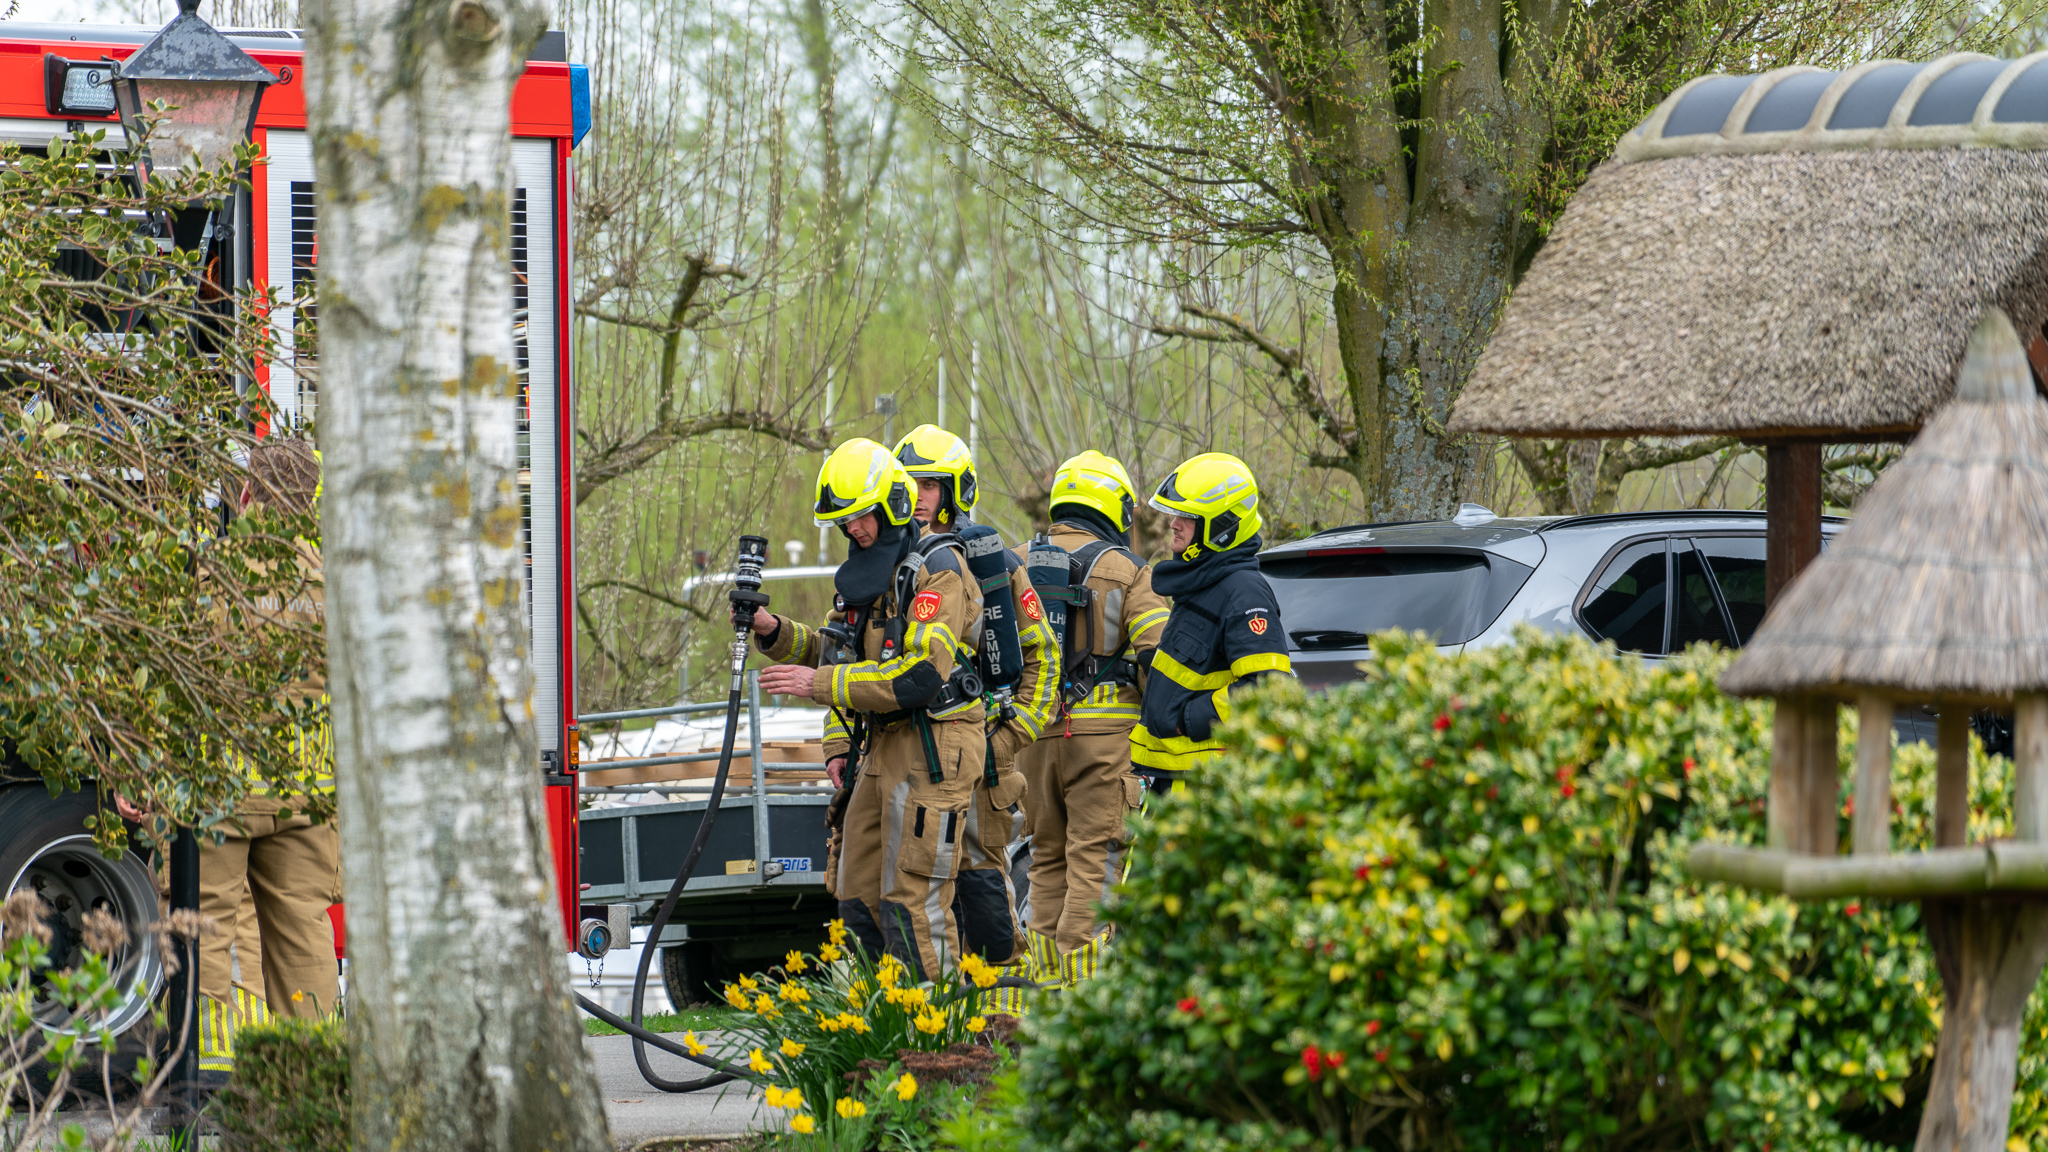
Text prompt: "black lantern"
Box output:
[[112, 0, 277, 190]]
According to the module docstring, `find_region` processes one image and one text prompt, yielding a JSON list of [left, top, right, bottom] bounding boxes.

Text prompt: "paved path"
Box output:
[[589, 1032, 779, 1149]]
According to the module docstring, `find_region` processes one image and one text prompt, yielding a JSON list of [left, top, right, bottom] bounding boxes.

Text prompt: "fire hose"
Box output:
[[572, 534, 769, 1091]]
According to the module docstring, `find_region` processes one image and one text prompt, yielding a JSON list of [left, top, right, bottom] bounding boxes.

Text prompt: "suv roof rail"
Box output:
[[1307, 518, 1431, 538], [1535, 508, 1848, 534]]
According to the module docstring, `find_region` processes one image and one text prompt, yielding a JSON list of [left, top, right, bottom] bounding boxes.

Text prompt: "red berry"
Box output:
[[1177, 997, 1199, 1013], [1560, 783, 1576, 798], [1844, 903, 1861, 917], [1354, 864, 1373, 880], [1682, 757, 1696, 777], [1422, 758, 1435, 768], [1374, 1049, 1389, 1063], [1433, 715, 1452, 731], [1365, 1020, 1381, 1036], [1325, 1051, 1345, 1068], [1302, 1045, 1324, 1080], [1486, 786, 1498, 800], [1843, 797, 1855, 816]]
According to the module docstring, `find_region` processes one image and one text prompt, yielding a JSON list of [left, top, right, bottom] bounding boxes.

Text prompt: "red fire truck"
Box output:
[[0, 20, 594, 1038]]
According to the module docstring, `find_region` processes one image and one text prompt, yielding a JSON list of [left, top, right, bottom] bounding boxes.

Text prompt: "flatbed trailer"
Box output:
[[576, 673, 837, 1003]]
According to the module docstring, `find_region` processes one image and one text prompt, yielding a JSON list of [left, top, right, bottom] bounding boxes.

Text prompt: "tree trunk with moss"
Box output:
[[303, 0, 612, 1146]]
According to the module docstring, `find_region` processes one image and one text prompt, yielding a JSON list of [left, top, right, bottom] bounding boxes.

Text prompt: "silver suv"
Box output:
[[1260, 506, 1843, 691]]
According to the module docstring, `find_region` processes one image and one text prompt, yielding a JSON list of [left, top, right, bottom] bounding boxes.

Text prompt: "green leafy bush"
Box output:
[[1019, 627, 2048, 1152], [211, 1015, 348, 1152]]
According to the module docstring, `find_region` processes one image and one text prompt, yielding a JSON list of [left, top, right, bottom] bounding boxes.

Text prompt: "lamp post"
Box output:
[[112, 0, 276, 197], [108, 0, 274, 1133]]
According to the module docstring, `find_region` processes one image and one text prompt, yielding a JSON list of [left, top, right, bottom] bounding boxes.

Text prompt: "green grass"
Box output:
[[582, 1005, 741, 1037]]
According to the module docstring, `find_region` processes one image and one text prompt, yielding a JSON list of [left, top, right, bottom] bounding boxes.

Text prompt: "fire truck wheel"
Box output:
[[0, 783, 165, 1100]]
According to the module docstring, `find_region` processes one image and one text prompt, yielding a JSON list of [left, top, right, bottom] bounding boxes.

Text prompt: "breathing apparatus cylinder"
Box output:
[[959, 524, 1024, 691]]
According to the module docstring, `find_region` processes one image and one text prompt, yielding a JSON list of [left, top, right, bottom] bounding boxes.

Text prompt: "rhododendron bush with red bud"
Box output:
[[1016, 627, 2048, 1152]]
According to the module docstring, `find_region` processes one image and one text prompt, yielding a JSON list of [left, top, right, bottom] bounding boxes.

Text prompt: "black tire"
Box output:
[[0, 784, 165, 1101], [660, 941, 727, 1009], [1009, 835, 1034, 922]]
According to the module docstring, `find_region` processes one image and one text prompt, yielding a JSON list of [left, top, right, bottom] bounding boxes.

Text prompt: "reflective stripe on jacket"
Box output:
[[1130, 561, 1290, 772]]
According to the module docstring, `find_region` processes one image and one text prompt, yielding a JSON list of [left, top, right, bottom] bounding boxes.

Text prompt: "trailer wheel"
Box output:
[[0, 784, 165, 1100], [661, 941, 728, 1008]]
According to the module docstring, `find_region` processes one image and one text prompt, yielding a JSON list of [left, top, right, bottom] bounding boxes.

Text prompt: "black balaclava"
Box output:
[[1051, 504, 1128, 548], [834, 516, 916, 606]]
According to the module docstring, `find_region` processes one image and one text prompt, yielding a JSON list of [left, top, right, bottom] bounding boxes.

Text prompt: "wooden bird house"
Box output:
[[1696, 308, 2048, 1151]]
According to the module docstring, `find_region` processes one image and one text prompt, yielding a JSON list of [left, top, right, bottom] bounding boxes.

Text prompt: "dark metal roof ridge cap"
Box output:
[[1616, 51, 2048, 163]]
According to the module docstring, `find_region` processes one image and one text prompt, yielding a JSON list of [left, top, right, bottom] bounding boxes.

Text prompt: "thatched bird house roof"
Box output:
[[1450, 54, 2048, 441], [1718, 308, 2048, 702]]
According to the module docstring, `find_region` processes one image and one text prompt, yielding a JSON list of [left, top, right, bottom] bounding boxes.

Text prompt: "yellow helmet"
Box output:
[[1048, 450, 1135, 532], [1150, 453, 1262, 552], [892, 424, 977, 521], [814, 438, 916, 528]]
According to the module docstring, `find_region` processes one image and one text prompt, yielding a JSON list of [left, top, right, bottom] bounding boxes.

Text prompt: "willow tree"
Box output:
[[303, 0, 611, 1145], [880, 0, 2026, 517]]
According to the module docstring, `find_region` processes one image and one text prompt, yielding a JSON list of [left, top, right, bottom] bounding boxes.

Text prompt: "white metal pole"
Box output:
[[969, 342, 980, 462], [937, 356, 947, 430], [819, 366, 835, 563]]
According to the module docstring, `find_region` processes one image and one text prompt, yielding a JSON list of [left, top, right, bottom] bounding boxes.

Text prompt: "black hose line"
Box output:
[[574, 993, 743, 1085]]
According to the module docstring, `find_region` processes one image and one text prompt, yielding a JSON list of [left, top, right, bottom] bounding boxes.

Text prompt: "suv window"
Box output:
[[1693, 535, 1767, 644], [1580, 540, 1669, 653], [1262, 550, 1534, 649], [1671, 541, 1732, 649]]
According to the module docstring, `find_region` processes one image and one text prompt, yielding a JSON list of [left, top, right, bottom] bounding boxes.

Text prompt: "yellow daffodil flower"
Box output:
[[765, 1085, 787, 1108], [836, 1097, 867, 1119], [791, 1114, 816, 1134], [724, 985, 750, 1010], [780, 1088, 805, 1111], [785, 950, 809, 974], [739, 974, 760, 991], [820, 944, 843, 963], [849, 1016, 871, 1034], [748, 1048, 773, 1075], [893, 1073, 917, 1101], [683, 1032, 707, 1057], [754, 994, 777, 1015], [781, 1038, 806, 1058], [827, 919, 849, 947], [914, 1012, 945, 1035], [967, 1016, 986, 1033], [779, 982, 811, 1003]]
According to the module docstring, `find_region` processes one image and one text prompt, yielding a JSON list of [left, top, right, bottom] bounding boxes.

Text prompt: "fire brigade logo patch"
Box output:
[[1248, 615, 1269, 636], [911, 591, 943, 622], [1020, 589, 1044, 621]]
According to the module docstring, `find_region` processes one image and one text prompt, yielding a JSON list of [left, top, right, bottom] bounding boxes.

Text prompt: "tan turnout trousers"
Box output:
[[1018, 730, 1145, 952], [198, 806, 341, 1014], [835, 717, 984, 980]]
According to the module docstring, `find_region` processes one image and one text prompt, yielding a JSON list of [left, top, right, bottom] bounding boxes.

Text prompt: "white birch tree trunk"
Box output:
[[303, 0, 611, 1145]]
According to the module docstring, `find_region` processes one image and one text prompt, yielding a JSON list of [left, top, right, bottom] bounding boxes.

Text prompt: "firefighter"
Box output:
[[753, 440, 989, 981], [1130, 452, 1292, 782], [892, 425, 1058, 967], [1012, 451, 1169, 988], [192, 438, 341, 1078]]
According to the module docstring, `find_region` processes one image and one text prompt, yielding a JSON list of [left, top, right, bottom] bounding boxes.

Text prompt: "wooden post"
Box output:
[[1936, 709, 1971, 849], [1769, 698, 1806, 851], [1803, 698, 1840, 856], [2016, 694, 2048, 844], [1854, 694, 1893, 855], [1914, 900, 2048, 1151], [1765, 443, 1823, 607]]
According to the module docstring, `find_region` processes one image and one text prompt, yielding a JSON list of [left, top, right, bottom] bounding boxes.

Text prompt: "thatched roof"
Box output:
[[1719, 308, 2048, 702], [1449, 54, 2048, 441]]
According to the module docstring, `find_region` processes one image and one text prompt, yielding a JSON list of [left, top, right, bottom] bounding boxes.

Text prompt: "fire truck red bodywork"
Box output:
[[0, 25, 585, 948]]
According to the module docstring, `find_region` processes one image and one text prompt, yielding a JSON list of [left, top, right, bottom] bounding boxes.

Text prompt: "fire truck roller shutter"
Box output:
[[261, 133, 565, 758]]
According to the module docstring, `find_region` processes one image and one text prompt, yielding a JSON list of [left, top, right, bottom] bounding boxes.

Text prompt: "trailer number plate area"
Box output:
[[773, 857, 814, 872]]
